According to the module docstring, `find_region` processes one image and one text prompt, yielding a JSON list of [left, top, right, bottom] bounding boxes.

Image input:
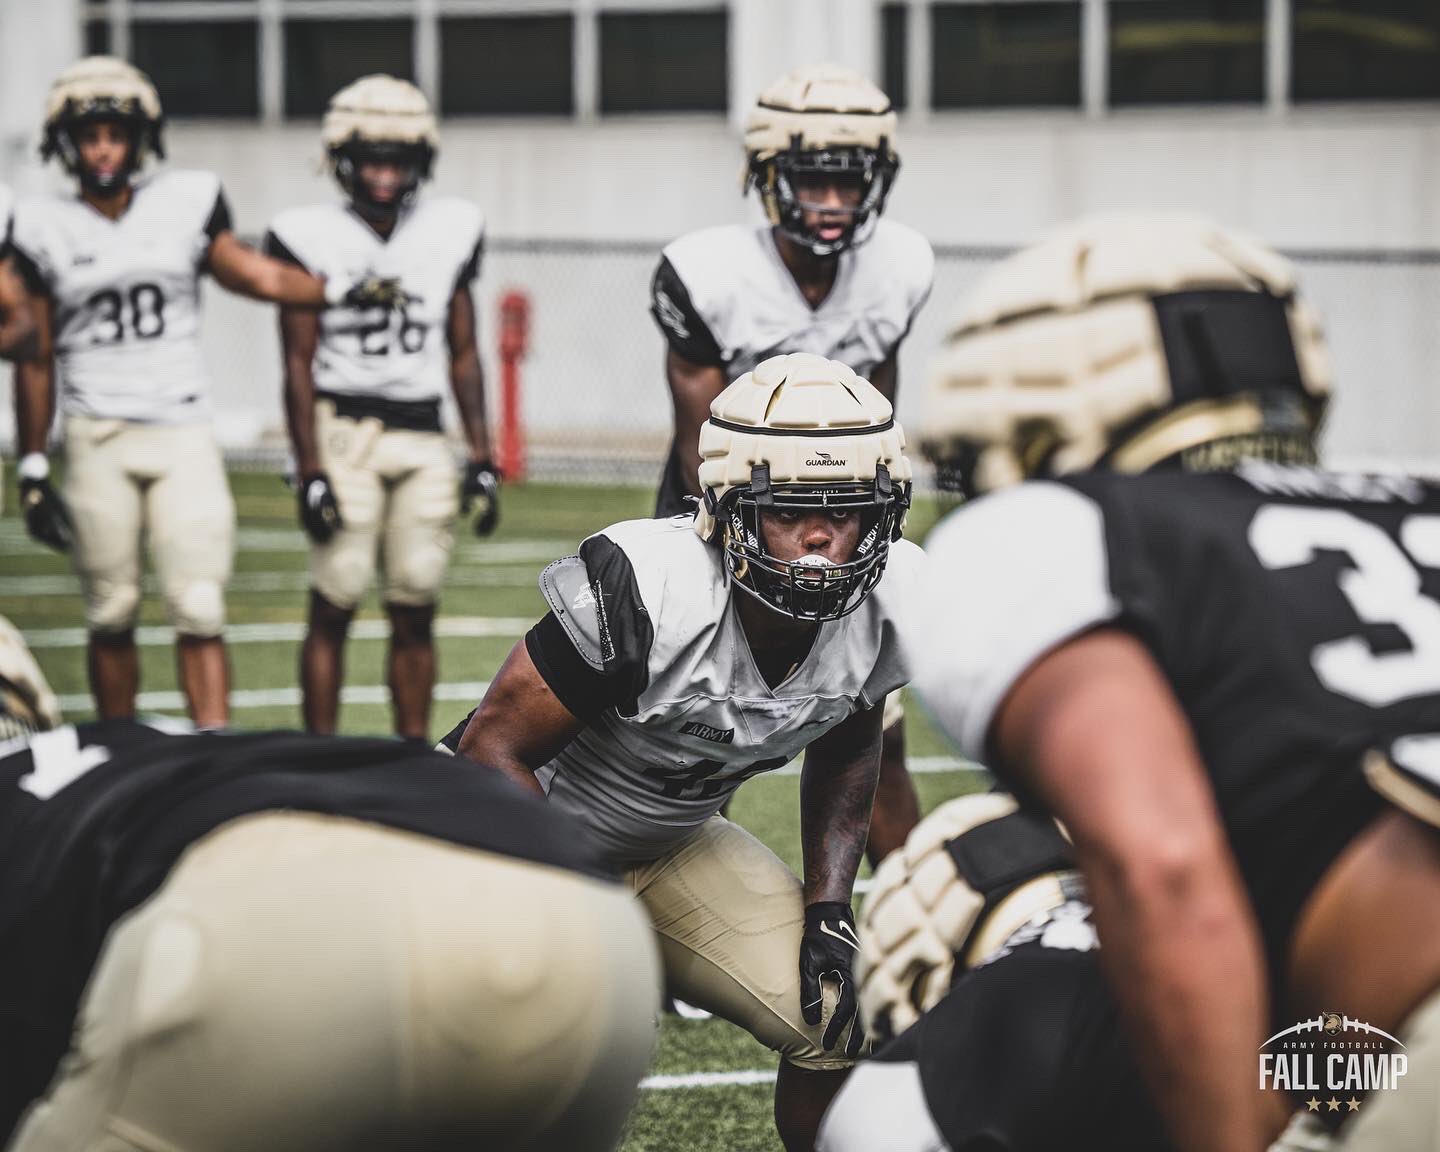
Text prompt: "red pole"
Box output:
[[497, 290, 531, 481]]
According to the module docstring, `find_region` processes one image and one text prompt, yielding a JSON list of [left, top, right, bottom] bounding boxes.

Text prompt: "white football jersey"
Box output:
[[11, 170, 228, 425], [266, 197, 484, 403], [652, 219, 934, 379], [526, 516, 923, 862]]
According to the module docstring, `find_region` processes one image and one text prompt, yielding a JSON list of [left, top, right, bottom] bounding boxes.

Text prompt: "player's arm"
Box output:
[[867, 353, 897, 405], [278, 303, 323, 479], [13, 293, 72, 551], [455, 637, 584, 797], [993, 628, 1272, 1152], [651, 254, 728, 500], [0, 258, 36, 362], [208, 229, 336, 309], [448, 277, 501, 535]]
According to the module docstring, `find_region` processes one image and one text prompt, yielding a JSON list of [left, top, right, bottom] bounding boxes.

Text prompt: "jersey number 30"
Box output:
[[1251, 504, 1440, 707]]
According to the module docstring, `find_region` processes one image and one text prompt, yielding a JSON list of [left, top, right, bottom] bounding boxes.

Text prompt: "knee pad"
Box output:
[[169, 579, 226, 637], [312, 549, 371, 612], [85, 578, 141, 634], [384, 542, 448, 607]]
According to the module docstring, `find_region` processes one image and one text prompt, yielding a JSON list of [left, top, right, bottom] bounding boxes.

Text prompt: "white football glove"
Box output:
[[857, 792, 1077, 1043]]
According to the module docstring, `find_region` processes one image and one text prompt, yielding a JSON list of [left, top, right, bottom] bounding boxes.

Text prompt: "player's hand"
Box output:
[[19, 475, 73, 553], [460, 462, 501, 537], [297, 472, 343, 543], [325, 274, 408, 311], [800, 901, 866, 1057]]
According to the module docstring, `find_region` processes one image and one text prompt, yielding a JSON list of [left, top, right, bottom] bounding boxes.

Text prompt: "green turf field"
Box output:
[[0, 471, 985, 1152]]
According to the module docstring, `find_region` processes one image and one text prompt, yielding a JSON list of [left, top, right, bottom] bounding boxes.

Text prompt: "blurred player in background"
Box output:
[[267, 76, 497, 742], [444, 354, 922, 1152], [889, 213, 1440, 1152], [650, 62, 932, 865], [0, 615, 657, 1152], [0, 183, 37, 363], [10, 57, 400, 730]]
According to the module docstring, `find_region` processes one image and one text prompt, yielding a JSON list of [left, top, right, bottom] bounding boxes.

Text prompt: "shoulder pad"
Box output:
[[539, 555, 606, 672]]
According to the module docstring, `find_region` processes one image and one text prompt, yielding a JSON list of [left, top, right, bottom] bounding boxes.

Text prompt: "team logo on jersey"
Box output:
[[1258, 1013, 1408, 1114], [653, 288, 691, 340], [806, 451, 847, 468], [680, 720, 735, 744]]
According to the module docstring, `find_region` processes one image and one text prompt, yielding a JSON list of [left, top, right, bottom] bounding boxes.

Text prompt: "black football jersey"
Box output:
[[0, 721, 612, 1140], [912, 462, 1440, 963]]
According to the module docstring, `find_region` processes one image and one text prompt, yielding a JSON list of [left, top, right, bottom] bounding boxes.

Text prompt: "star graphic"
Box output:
[[1327, 1098, 1342, 1112], [1305, 1098, 1322, 1113], [1347, 1098, 1362, 1112]]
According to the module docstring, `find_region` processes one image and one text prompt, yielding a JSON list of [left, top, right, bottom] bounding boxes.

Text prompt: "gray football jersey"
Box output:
[[532, 516, 923, 862], [12, 170, 227, 424], [652, 219, 934, 378], [266, 197, 484, 403]]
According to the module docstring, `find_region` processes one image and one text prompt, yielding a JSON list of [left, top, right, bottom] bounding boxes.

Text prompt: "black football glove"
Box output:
[[20, 476, 73, 553], [326, 274, 409, 311], [799, 901, 865, 1058], [297, 472, 343, 543], [461, 462, 501, 537]]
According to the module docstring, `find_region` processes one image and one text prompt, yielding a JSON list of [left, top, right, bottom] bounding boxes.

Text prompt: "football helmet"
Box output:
[[0, 613, 61, 743], [41, 56, 165, 194], [858, 793, 1077, 1042], [695, 353, 911, 622], [744, 63, 899, 257], [322, 75, 439, 221], [920, 212, 1332, 498]]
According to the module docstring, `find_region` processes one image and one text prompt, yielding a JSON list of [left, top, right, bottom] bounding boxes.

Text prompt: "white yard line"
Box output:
[[24, 616, 532, 649], [640, 1070, 778, 1090], [57, 680, 493, 714], [0, 567, 538, 597]]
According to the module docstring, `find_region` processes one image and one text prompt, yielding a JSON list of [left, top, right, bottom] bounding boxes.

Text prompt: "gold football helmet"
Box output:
[[322, 75, 440, 219], [920, 212, 1332, 497], [41, 57, 165, 192], [695, 352, 911, 621], [0, 614, 61, 743], [744, 63, 899, 256]]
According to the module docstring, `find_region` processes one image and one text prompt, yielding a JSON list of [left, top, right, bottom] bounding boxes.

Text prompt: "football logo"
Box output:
[[806, 450, 846, 468]]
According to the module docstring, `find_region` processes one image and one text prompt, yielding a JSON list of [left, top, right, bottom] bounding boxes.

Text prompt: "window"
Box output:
[[599, 9, 727, 113], [1293, 0, 1440, 102], [1109, 0, 1264, 105], [931, 2, 1082, 109], [84, 20, 111, 57], [882, 3, 909, 111], [132, 22, 260, 118], [285, 19, 414, 118], [441, 16, 573, 116]]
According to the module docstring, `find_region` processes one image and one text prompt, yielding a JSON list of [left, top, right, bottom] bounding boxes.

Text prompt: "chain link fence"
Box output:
[[11, 237, 1437, 486]]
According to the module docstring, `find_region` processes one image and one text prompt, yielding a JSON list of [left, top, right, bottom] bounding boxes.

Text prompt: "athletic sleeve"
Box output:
[[455, 234, 484, 291], [530, 536, 655, 719], [650, 255, 725, 366], [8, 205, 50, 297], [203, 188, 233, 241], [905, 483, 1121, 762], [264, 229, 307, 269]]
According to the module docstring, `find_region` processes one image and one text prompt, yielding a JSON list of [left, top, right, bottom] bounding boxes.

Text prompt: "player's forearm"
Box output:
[[282, 364, 322, 477], [450, 353, 492, 463], [1086, 839, 1272, 1152], [799, 750, 880, 904], [456, 731, 546, 798], [211, 235, 328, 309], [14, 359, 56, 456]]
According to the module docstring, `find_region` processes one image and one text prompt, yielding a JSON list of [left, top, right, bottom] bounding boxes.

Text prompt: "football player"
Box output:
[[650, 62, 933, 864], [0, 183, 37, 362], [442, 353, 923, 1152], [10, 57, 399, 730], [267, 75, 497, 741], [0, 616, 658, 1152], [892, 213, 1440, 1152]]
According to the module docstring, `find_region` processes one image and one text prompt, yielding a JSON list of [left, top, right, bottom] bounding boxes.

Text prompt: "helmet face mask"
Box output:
[[757, 144, 898, 257], [715, 466, 909, 622], [332, 138, 434, 222]]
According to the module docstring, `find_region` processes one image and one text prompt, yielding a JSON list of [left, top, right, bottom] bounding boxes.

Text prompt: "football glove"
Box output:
[[325, 274, 409, 311], [800, 901, 866, 1058], [18, 467, 73, 553], [460, 462, 501, 537], [297, 472, 343, 543]]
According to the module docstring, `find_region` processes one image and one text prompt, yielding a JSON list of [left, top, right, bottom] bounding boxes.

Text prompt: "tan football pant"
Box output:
[[64, 416, 235, 637], [627, 815, 865, 1071], [8, 812, 660, 1152], [311, 400, 458, 610], [1326, 985, 1440, 1151]]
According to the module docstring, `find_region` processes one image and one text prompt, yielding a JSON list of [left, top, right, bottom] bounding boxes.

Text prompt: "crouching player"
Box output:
[[0, 618, 658, 1152], [444, 352, 923, 1151]]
